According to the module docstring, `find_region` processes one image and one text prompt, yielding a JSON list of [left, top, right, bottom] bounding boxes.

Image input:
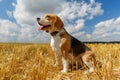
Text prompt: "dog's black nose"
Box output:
[[37, 17, 40, 21]]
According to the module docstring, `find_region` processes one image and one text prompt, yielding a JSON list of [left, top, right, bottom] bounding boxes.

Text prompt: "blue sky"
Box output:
[[0, 0, 15, 19], [0, 0, 120, 42], [95, 0, 120, 22], [85, 0, 120, 33]]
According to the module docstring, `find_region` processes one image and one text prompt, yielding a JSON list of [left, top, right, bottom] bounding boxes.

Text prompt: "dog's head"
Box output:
[[37, 14, 64, 33]]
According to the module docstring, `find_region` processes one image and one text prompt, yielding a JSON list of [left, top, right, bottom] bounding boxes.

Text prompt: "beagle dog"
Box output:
[[37, 14, 96, 73]]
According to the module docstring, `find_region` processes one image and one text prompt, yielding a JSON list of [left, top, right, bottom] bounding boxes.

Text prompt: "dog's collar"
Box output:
[[50, 31, 59, 36], [50, 28, 65, 36]]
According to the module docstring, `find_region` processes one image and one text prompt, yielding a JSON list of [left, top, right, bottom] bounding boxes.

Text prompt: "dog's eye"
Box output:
[[46, 16, 50, 18], [46, 15, 51, 20]]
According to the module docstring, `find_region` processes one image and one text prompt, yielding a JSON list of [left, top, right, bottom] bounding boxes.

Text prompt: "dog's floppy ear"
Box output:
[[54, 16, 64, 31]]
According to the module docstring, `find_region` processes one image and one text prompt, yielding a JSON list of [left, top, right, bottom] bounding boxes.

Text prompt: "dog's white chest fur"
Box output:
[[50, 29, 65, 52], [50, 34, 61, 52]]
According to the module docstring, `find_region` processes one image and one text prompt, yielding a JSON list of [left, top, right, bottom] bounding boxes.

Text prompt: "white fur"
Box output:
[[50, 33, 62, 66], [50, 29, 69, 73], [50, 29, 65, 66], [61, 57, 69, 73], [39, 18, 50, 25], [82, 56, 94, 73], [84, 61, 94, 73]]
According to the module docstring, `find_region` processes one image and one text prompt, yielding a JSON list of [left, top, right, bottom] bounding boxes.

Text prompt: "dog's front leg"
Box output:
[[61, 50, 69, 73], [54, 50, 61, 66], [61, 57, 69, 73], [60, 36, 71, 73]]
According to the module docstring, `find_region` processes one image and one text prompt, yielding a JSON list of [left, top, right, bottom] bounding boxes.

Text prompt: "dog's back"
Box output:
[[70, 36, 91, 56]]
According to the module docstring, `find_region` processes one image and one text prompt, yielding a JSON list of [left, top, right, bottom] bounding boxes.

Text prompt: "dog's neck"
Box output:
[[50, 31, 59, 36], [50, 28, 65, 36]]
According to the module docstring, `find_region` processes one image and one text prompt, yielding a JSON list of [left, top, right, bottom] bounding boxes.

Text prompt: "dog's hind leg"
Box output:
[[82, 51, 95, 73]]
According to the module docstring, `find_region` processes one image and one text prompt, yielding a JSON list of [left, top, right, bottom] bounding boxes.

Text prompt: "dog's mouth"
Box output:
[[37, 17, 51, 32], [38, 23, 51, 31]]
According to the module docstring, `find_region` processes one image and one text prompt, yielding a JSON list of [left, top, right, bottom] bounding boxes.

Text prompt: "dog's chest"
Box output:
[[50, 35, 61, 52]]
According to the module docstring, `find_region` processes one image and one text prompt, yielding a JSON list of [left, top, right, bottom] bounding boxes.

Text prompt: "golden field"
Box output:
[[0, 43, 120, 80]]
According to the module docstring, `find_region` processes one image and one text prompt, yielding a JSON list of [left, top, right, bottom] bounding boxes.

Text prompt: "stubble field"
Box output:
[[0, 43, 120, 80]]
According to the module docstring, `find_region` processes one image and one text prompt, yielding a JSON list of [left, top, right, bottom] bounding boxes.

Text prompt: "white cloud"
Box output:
[[13, 0, 64, 25], [114, 17, 120, 24], [0, 19, 20, 42], [58, 1, 104, 20], [94, 19, 115, 34], [90, 0, 95, 4], [72, 31, 92, 41], [87, 3, 103, 20], [92, 17, 120, 41], [12, 2, 16, 7], [1, 0, 105, 42], [75, 19, 85, 31], [12, 0, 65, 42], [58, 0, 104, 37]]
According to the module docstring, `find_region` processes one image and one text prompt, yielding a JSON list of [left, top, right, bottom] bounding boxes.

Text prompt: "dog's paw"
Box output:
[[84, 68, 94, 74], [84, 70, 89, 74], [89, 68, 94, 73], [54, 63, 59, 67], [61, 69, 68, 73]]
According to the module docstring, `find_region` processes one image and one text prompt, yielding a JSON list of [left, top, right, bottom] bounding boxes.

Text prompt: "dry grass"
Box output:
[[0, 43, 120, 80]]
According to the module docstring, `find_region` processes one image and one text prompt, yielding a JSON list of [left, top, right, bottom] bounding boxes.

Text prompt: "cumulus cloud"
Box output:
[[72, 31, 92, 41], [90, 0, 95, 4], [12, 0, 65, 42], [91, 17, 120, 41], [13, 0, 64, 25], [58, 0, 103, 20], [1, 0, 105, 42], [0, 19, 20, 42], [58, 0, 104, 37]]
